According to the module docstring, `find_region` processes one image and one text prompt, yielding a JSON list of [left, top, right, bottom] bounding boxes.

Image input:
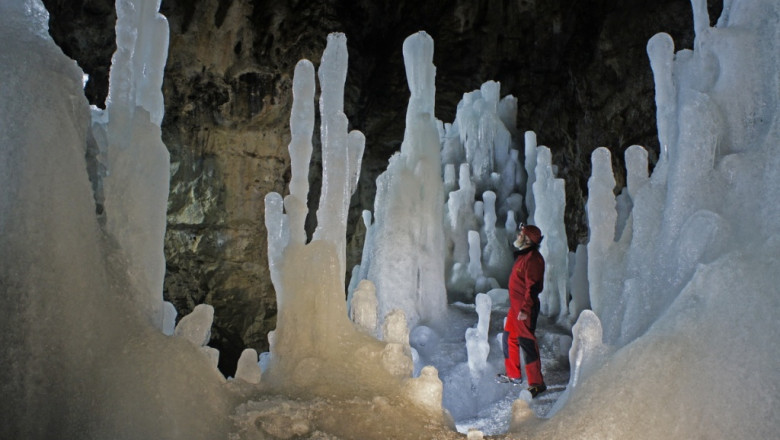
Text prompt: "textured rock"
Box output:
[[43, 0, 722, 375]]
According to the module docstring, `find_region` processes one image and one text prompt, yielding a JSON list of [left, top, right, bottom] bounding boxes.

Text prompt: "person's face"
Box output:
[[514, 229, 528, 248]]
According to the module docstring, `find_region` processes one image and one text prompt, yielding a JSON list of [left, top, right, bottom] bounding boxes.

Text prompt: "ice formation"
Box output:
[[90, 0, 171, 329], [260, 32, 451, 437], [353, 32, 449, 335], [437, 81, 529, 305], [234, 349, 262, 384], [1, 1, 232, 439], [2, 0, 779, 438], [263, 34, 383, 379], [532, 146, 569, 320], [350, 279, 379, 336], [173, 303, 214, 346], [465, 293, 492, 381], [532, 1, 779, 438]]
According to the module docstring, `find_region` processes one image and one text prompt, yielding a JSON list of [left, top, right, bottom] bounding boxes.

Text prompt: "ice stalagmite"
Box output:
[[362, 31, 448, 334], [523, 131, 538, 222], [480, 191, 513, 284], [538, 2, 779, 437], [585, 148, 617, 317], [465, 293, 492, 381], [646, 32, 675, 184], [286, 59, 316, 244], [312, 34, 365, 282], [258, 33, 454, 435], [350, 279, 379, 336], [532, 146, 569, 320], [445, 164, 479, 299], [567, 244, 590, 322], [91, 0, 171, 329]]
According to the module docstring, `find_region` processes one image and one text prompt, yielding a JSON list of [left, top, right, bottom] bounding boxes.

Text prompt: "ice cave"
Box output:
[[0, 0, 778, 439]]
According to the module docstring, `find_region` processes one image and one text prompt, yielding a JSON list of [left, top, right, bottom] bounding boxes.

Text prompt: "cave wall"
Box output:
[[43, 0, 721, 374]]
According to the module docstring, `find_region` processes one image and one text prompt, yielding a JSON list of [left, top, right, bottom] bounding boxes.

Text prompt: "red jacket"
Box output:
[[508, 247, 545, 318]]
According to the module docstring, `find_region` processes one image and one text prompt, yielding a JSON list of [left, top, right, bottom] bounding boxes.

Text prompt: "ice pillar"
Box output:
[[365, 31, 448, 333], [91, 0, 171, 329]]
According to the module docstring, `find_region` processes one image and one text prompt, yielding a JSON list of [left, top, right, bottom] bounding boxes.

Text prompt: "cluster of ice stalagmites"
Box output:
[[440, 81, 526, 303], [438, 80, 574, 327], [584, 0, 780, 349], [260, 33, 450, 435], [537, 1, 780, 438]]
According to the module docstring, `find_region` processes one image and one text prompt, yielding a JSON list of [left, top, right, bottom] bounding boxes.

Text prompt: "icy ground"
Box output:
[[426, 304, 571, 436]]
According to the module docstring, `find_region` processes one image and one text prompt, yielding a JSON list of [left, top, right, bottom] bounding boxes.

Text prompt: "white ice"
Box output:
[[531, 146, 569, 320], [234, 349, 262, 384], [359, 31, 449, 334], [465, 293, 492, 381]]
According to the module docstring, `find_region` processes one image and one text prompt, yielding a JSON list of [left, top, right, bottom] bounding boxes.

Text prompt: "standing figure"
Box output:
[[496, 224, 547, 397]]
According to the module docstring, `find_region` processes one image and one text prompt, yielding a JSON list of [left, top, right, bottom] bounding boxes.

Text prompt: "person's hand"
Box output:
[[517, 311, 528, 320]]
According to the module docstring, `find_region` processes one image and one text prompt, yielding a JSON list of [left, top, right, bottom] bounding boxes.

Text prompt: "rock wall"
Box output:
[[43, 0, 721, 374]]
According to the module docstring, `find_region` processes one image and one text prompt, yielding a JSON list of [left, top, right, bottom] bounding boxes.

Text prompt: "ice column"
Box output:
[[90, 0, 171, 329], [363, 31, 448, 333], [312, 33, 366, 283], [286, 60, 316, 244], [567, 244, 590, 322], [481, 191, 513, 283], [647, 33, 676, 184], [465, 293, 492, 381], [523, 131, 538, 223], [586, 148, 617, 316], [532, 146, 569, 320]]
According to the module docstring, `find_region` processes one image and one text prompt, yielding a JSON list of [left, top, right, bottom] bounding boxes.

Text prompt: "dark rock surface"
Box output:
[[43, 0, 721, 375]]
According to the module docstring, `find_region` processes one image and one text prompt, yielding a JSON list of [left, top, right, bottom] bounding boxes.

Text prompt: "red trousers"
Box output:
[[503, 303, 544, 386]]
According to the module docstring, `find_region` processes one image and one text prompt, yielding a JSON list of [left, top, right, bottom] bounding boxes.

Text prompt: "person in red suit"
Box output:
[[496, 223, 547, 398]]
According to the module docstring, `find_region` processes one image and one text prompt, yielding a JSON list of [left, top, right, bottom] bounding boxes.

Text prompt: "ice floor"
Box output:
[[422, 303, 571, 436]]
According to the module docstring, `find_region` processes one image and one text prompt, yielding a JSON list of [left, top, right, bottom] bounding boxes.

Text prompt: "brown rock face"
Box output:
[[43, 0, 721, 375]]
